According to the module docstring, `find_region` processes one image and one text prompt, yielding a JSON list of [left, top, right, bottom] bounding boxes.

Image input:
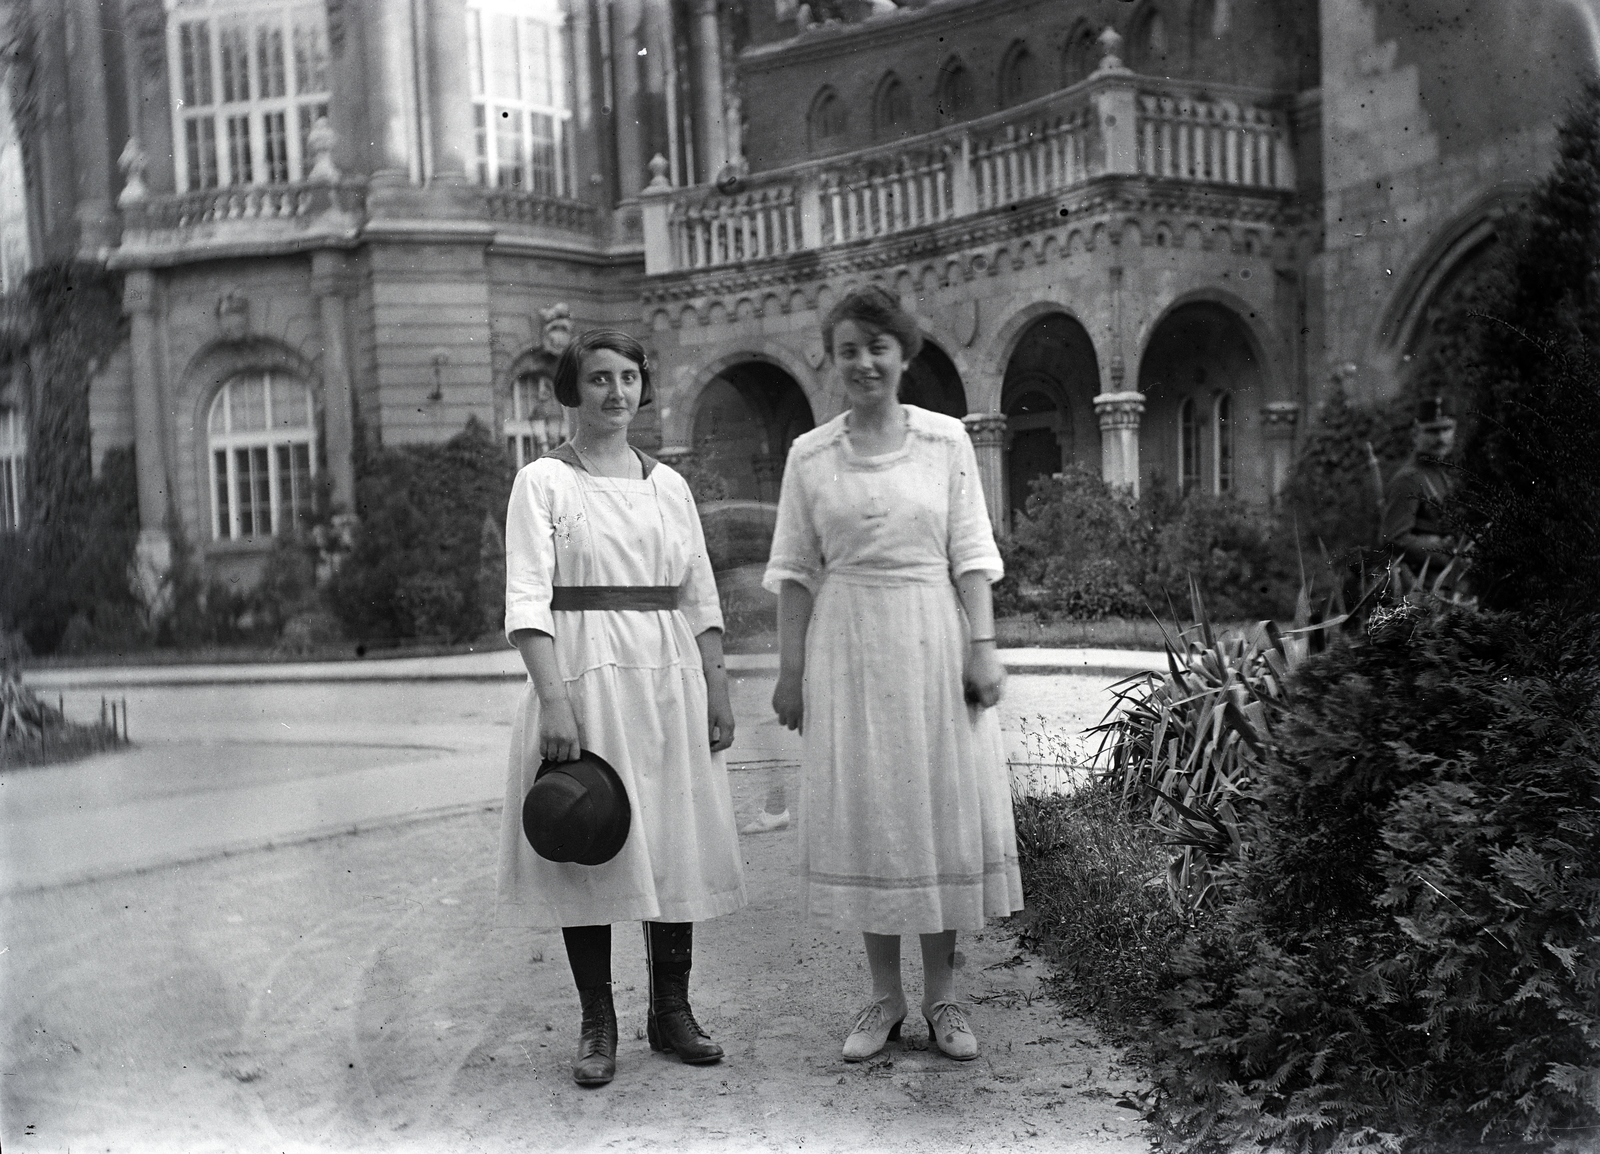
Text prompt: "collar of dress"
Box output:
[[546, 441, 660, 479]]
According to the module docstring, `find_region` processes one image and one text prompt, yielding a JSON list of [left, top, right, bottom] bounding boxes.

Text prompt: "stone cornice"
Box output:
[[739, 0, 1036, 73], [641, 177, 1310, 308]]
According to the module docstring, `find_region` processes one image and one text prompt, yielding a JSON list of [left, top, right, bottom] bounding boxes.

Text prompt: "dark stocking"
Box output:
[[562, 924, 612, 989]]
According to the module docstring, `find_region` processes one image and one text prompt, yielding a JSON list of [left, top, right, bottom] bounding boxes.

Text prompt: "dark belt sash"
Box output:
[[549, 585, 681, 612]]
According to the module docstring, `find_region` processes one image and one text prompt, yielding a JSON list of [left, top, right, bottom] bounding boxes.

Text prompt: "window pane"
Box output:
[[236, 447, 266, 536], [263, 111, 289, 182], [1180, 399, 1200, 495], [292, 16, 328, 95], [220, 23, 251, 103], [529, 112, 556, 195], [272, 381, 310, 429], [230, 377, 268, 431], [180, 21, 214, 107], [227, 115, 253, 184], [1215, 395, 1233, 493], [495, 108, 525, 188], [487, 14, 520, 100], [257, 23, 287, 98], [473, 105, 489, 186], [186, 117, 219, 189], [526, 20, 552, 107], [214, 448, 231, 538], [209, 392, 227, 434]]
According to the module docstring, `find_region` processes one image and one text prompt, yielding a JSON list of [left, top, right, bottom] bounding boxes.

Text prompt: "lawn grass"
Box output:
[[1011, 777, 1186, 1043]]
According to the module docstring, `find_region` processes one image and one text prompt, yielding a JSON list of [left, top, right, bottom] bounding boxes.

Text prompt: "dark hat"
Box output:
[[1415, 395, 1456, 426], [522, 750, 631, 866]]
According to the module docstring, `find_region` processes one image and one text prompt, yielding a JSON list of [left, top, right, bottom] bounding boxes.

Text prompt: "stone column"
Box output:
[[962, 413, 1009, 535], [369, 0, 420, 183], [689, 0, 727, 182], [67, 0, 115, 253], [427, 0, 474, 183], [313, 251, 357, 515], [1261, 400, 1300, 498], [612, 0, 646, 199], [124, 269, 172, 586], [1094, 391, 1144, 496], [751, 452, 783, 504]]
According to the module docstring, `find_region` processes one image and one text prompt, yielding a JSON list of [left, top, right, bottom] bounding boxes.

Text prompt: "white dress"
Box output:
[[763, 406, 1024, 936], [496, 446, 747, 928]]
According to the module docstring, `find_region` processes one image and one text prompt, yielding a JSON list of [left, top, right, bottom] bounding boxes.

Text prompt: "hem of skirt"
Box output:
[[801, 904, 1026, 936], [493, 885, 748, 930]]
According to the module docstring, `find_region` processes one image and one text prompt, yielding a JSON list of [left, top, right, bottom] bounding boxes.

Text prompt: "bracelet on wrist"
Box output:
[[969, 636, 997, 644]]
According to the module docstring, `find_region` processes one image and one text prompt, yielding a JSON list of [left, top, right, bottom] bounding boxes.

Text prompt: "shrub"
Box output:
[[1000, 467, 1149, 620], [1439, 84, 1600, 614], [328, 418, 513, 644], [1146, 606, 1600, 1151]]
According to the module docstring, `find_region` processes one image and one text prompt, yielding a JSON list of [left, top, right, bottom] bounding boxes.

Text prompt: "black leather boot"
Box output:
[[644, 922, 723, 1065], [572, 984, 617, 1086]]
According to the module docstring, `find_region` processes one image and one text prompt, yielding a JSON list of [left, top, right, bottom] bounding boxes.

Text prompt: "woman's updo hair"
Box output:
[[821, 284, 923, 362], [552, 328, 655, 408]]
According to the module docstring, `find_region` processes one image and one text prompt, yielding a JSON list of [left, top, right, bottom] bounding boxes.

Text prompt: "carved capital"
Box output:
[[1261, 401, 1300, 438], [962, 413, 1008, 448], [1093, 390, 1145, 431]]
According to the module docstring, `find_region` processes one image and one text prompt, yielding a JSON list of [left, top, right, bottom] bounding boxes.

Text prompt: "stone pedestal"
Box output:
[[124, 270, 170, 562], [1094, 391, 1144, 496], [1261, 400, 1300, 498], [962, 413, 1008, 534]]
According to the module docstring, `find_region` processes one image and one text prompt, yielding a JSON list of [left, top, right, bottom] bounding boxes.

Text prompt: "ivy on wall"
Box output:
[[0, 262, 134, 654]]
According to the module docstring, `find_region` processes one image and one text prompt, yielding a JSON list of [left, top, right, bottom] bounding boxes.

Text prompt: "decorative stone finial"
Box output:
[[117, 138, 148, 207], [1095, 26, 1127, 73], [646, 154, 672, 191], [306, 116, 340, 183]]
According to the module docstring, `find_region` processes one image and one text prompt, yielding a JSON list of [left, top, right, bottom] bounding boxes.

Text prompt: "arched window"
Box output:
[[207, 372, 316, 540], [167, 0, 332, 190], [998, 41, 1034, 108], [807, 87, 847, 152], [1060, 25, 1099, 87], [1194, 0, 1230, 40], [0, 404, 22, 532], [1178, 396, 1201, 496], [1135, 8, 1170, 71], [466, 0, 572, 195], [873, 73, 912, 140], [506, 367, 567, 468], [1213, 392, 1234, 494], [935, 57, 972, 123]]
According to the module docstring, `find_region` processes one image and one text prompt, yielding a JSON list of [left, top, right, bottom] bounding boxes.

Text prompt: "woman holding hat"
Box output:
[[498, 328, 746, 1087], [765, 285, 1023, 1063]]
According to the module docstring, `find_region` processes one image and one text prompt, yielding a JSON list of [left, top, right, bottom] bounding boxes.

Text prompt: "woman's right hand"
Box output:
[[538, 694, 582, 763], [772, 670, 804, 733]]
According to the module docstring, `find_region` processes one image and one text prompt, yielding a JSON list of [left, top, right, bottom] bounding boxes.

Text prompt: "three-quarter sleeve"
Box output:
[[504, 465, 557, 641], [762, 448, 824, 595], [677, 480, 726, 636], [946, 433, 1004, 582]]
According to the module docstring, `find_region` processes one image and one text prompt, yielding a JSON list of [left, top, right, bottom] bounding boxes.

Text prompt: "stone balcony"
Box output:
[[641, 62, 1300, 278]]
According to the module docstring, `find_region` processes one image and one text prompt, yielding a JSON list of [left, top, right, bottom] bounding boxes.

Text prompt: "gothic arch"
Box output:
[[935, 55, 973, 123], [1060, 20, 1099, 86], [998, 40, 1035, 108], [873, 72, 912, 141], [807, 86, 848, 154]]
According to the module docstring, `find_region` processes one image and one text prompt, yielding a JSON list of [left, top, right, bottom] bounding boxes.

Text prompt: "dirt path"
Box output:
[[2, 759, 1152, 1154]]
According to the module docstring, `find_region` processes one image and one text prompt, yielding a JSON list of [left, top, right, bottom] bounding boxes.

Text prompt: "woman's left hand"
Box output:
[[963, 642, 1005, 709], [707, 688, 736, 752]]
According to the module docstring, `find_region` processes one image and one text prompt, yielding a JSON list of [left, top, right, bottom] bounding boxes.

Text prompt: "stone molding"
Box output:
[[962, 412, 1008, 445], [1093, 390, 1145, 430], [1260, 400, 1300, 437]]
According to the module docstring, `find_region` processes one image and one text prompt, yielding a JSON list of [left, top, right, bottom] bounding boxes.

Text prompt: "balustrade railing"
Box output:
[[484, 189, 599, 234], [129, 181, 366, 232], [1136, 94, 1294, 190], [642, 71, 1297, 275]]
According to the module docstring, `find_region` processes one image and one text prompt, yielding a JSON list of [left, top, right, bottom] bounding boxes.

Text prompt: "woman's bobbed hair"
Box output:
[[821, 284, 923, 362], [552, 329, 655, 408]]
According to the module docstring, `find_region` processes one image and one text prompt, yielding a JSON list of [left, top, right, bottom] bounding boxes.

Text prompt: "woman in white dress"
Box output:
[[499, 330, 746, 1087], [765, 286, 1024, 1062]]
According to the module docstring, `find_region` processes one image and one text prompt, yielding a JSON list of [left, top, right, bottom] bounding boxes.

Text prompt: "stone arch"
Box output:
[[998, 39, 1036, 108], [1128, 1, 1173, 73], [807, 85, 848, 154], [1136, 298, 1270, 502], [1060, 19, 1100, 87], [181, 335, 322, 549], [935, 54, 974, 123], [1375, 185, 1526, 372], [1001, 312, 1102, 520], [666, 345, 821, 452], [685, 353, 817, 501], [902, 338, 967, 418], [873, 71, 913, 141]]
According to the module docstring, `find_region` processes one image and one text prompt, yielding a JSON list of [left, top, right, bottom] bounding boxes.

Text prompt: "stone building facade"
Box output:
[[0, 0, 1594, 586]]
